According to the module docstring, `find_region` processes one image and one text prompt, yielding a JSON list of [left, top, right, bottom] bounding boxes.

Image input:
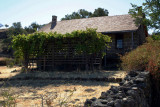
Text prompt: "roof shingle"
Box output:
[[39, 14, 138, 34]]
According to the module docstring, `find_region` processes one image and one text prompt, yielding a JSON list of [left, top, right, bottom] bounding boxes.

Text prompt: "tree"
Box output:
[[61, 9, 92, 20], [25, 22, 41, 34], [7, 22, 27, 36], [5, 24, 9, 28], [129, 0, 160, 33], [61, 8, 109, 20], [92, 8, 109, 17]]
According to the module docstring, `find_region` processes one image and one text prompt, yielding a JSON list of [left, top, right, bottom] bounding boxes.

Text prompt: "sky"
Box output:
[[0, 0, 144, 28]]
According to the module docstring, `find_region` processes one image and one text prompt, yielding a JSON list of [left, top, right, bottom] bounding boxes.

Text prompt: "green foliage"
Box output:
[[5, 57, 23, 68], [92, 8, 109, 17], [11, 28, 111, 68], [61, 9, 92, 20], [5, 58, 14, 68], [24, 22, 43, 34], [7, 22, 27, 36], [61, 8, 109, 20], [129, 0, 160, 33], [152, 34, 160, 40], [5, 24, 9, 28], [121, 37, 160, 79]]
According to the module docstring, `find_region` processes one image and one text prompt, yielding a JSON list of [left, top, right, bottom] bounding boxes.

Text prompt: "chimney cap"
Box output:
[[51, 15, 57, 29], [52, 15, 57, 22]]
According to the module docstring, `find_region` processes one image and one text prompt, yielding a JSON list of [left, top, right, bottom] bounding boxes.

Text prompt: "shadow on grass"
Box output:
[[0, 69, 123, 88]]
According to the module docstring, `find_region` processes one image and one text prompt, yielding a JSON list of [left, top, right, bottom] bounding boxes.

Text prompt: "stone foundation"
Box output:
[[84, 71, 152, 107]]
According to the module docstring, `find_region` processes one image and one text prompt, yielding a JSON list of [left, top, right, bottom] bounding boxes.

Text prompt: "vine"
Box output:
[[11, 28, 111, 67]]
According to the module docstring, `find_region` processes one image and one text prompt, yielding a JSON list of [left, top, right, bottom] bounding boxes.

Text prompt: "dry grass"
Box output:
[[0, 66, 126, 80], [0, 66, 21, 78], [0, 80, 119, 107], [0, 66, 126, 107]]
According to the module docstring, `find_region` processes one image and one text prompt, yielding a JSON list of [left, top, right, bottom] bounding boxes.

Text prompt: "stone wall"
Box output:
[[84, 71, 152, 107]]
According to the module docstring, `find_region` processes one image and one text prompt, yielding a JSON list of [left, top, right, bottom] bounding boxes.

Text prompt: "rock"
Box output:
[[91, 99, 108, 107], [84, 99, 93, 107], [74, 99, 80, 101], [121, 97, 135, 107], [11, 69, 18, 73], [84, 71, 151, 107], [124, 75, 131, 81], [132, 87, 138, 90], [100, 99, 108, 105], [110, 86, 119, 93], [139, 72, 149, 77], [127, 90, 136, 96], [85, 88, 95, 93], [90, 97, 97, 101], [99, 92, 107, 99], [134, 78, 145, 84], [116, 92, 125, 99], [107, 101, 114, 106], [128, 71, 139, 77], [114, 99, 121, 107]]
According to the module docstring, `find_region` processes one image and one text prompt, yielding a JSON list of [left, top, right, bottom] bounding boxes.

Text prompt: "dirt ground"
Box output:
[[0, 66, 126, 107]]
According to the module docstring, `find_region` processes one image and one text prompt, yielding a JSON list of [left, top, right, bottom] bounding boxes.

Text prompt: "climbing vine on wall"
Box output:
[[11, 28, 111, 64]]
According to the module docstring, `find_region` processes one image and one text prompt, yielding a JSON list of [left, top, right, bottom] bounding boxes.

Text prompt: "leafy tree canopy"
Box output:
[[24, 22, 43, 34], [61, 7, 109, 20], [6, 22, 43, 36], [129, 0, 160, 33], [7, 22, 27, 36], [92, 8, 109, 17], [5, 24, 9, 28]]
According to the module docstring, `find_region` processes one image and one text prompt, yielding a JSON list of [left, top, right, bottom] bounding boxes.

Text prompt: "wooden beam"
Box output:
[[131, 32, 134, 49]]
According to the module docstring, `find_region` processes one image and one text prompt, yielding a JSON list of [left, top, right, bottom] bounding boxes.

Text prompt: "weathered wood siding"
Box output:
[[105, 26, 146, 59]]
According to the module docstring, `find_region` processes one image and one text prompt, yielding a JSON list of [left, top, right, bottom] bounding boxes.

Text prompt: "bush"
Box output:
[[121, 37, 160, 79]]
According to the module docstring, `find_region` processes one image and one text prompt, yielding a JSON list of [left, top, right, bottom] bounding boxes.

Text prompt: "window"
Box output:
[[117, 40, 123, 48], [115, 33, 123, 49]]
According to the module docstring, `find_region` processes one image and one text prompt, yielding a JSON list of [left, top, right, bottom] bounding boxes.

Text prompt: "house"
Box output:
[[0, 29, 8, 39], [39, 14, 147, 68]]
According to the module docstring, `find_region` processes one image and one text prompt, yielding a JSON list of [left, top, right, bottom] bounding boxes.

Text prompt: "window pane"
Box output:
[[117, 40, 122, 48]]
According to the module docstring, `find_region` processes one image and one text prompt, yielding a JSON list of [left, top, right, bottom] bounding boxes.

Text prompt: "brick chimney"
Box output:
[[51, 15, 57, 29]]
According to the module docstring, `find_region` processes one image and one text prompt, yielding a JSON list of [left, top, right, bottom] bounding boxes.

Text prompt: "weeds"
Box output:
[[58, 88, 76, 107], [39, 88, 77, 107], [5, 58, 14, 68], [0, 81, 18, 107]]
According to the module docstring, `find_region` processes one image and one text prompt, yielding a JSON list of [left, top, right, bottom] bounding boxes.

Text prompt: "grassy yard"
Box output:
[[0, 66, 126, 107]]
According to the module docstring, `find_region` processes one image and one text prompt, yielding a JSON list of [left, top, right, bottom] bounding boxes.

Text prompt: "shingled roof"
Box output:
[[39, 14, 138, 34]]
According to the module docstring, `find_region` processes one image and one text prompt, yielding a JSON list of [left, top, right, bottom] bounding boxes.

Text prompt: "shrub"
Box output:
[[121, 37, 160, 79], [5, 58, 14, 68], [5, 57, 23, 68]]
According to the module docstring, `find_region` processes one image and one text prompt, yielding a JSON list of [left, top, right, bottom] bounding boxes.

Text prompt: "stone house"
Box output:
[[39, 14, 148, 67]]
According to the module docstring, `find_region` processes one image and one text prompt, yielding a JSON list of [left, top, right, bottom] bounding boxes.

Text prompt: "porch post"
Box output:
[[104, 48, 106, 67], [131, 32, 134, 49]]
